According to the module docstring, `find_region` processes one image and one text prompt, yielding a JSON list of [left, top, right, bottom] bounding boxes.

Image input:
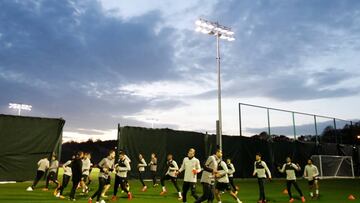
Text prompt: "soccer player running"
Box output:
[[149, 153, 158, 187], [177, 148, 201, 203], [138, 153, 148, 192], [43, 155, 60, 191], [278, 157, 306, 203], [253, 153, 272, 203], [55, 156, 73, 199], [27, 156, 50, 191], [303, 158, 319, 199], [195, 149, 222, 203], [214, 153, 242, 203], [160, 154, 182, 200], [226, 158, 238, 194], [111, 151, 132, 201], [69, 151, 84, 201], [81, 153, 92, 194], [89, 150, 116, 203]]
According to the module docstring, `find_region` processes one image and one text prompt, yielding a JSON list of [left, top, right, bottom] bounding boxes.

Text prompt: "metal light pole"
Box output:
[[195, 18, 235, 150], [9, 103, 32, 116]]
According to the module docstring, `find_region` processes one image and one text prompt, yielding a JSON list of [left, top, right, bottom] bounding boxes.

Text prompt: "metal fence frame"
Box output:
[[238, 102, 354, 144]]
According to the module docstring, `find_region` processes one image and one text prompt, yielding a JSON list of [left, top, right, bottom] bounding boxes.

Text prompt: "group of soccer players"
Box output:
[[26, 148, 320, 203]]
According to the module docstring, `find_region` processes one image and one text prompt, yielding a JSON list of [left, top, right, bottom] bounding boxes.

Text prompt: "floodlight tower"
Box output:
[[9, 103, 32, 116], [195, 18, 235, 150]]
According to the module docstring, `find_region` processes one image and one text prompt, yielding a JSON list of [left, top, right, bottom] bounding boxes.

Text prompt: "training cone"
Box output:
[[348, 194, 356, 200], [282, 189, 288, 194]]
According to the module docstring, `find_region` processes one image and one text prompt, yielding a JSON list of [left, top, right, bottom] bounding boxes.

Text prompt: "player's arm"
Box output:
[[278, 164, 285, 173], [194, 159, 201, 173], [202, 157, 214, 173], [303, 166, 308, 178], [263, 161, 272, 179], [178, 158, 186, 173], [138, 159, 147, 167], [170, 161, 179, 171], [98, 158, 106, 172], [229, 164, 235, 175], [252, 162, 257, 176], [293, 163, 301, 171], [313, 166, 319, 177]]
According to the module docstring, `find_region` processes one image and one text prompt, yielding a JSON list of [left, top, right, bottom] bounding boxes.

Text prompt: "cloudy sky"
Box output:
[[1, 0, 360, 141]]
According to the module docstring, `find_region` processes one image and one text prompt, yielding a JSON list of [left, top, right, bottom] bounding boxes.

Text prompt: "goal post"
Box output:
[[311, 155, 355, 179]]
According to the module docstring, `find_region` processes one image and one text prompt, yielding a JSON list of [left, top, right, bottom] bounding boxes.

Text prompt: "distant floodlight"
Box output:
[[9, 103, 32, 116], [195, 18, 235, 150], [357, 135, 360, 139]]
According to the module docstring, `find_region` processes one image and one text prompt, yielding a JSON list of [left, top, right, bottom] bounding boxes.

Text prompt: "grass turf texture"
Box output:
[[0, 169, 359, 203]]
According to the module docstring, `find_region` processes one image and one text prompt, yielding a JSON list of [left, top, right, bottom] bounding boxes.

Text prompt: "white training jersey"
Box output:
[[254, 160, 272, 178], [82, 158, 92, 176], [217, 161, 229, 183], [37, 158, 50, 172], [166, 160, 179, 178], [116, 158, 131, 178], [138, 158, 147, 172], [280, 163, 299, 180], [179, 157, 201, 183], [63, 160, 72, 176], [304, 164, 319, 181]]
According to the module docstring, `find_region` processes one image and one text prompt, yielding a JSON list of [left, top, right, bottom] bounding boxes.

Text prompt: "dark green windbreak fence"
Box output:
[[0, 114, 65, 181], [119, 126, 359, 178]]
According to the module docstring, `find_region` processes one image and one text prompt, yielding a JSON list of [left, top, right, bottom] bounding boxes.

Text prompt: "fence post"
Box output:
[[314, 115, 319, 145], [292, 112, 296, 140], [239, 103, 242, 136], [267, 108, 271, 136]]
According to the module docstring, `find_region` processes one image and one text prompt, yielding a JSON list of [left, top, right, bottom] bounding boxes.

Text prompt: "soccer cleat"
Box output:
[[141, 186, 147, 192], [111, 196, 117, 201], [53, 189, 58, 196], [128, 192, 133, 200], [301, 196, 306, 202], [88, 198, 93, 203], [100, 200, 106, 203], [26, 186, 33, 191], [160, 190, 167, 195], [59, 195, 65, 199], [289, 198, 294, 203], [177, 196, 183, 201], [56, 192, 60, 198]]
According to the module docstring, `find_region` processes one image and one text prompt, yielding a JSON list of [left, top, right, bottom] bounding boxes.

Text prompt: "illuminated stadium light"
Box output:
[[357, 135, 360, 139], [195, 18, 235, 150], [8, 103, 32, 116]]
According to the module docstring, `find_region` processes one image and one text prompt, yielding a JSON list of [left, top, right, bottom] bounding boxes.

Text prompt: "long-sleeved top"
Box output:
[[304, 164, 319, 181], [116, 158, 131, 178], [37, 158, 49, 172], [217, 161, 229, 183], [166, 159, 179, 177], [49, 160, 59, 173], [179, 157, 201, 183], [149, 157, 157, 172], [82, 158, 92, 175], [63, 160, 72, 177], [138, 158, 147, 172], [227, 163, 235, 178], [254, 160, 271, 178], [279, 163, 300, 180], [98, 157, 115, 179], [71, 158, 83, 181], [200, 155, 220, 184]]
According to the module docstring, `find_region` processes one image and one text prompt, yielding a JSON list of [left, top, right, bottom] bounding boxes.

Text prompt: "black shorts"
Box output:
[[308, 178, 319, 186], [48, 171, 57, 181], [216, 182, 231, 192], [105, 177, 111, 185], [81, 174, 89, 182]]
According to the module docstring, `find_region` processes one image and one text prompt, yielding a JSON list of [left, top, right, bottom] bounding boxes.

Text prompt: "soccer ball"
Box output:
[[100, 200, 106, 203]]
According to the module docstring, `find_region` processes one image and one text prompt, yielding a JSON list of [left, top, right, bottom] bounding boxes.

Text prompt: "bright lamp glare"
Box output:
[[195, 27, 202, 32]]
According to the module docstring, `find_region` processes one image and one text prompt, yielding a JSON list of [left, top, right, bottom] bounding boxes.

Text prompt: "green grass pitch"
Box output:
[[0, 169, 359, 203]]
